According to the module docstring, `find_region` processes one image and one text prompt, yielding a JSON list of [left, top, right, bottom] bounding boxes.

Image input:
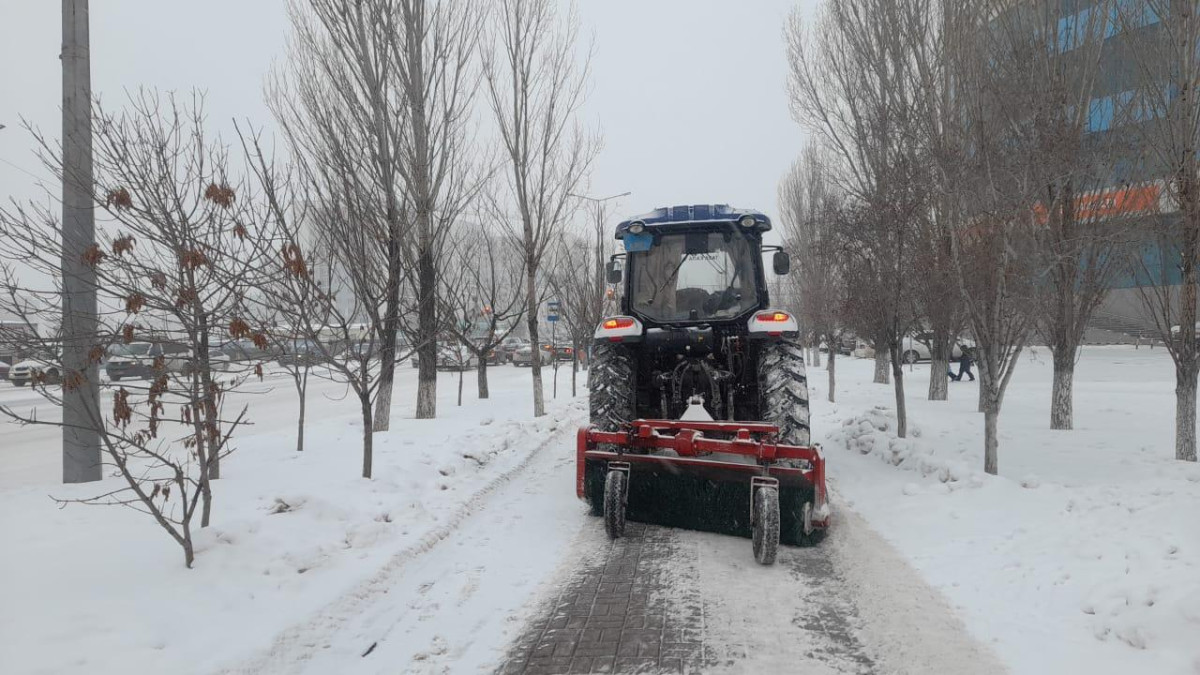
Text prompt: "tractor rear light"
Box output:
[[595, 315, 643, 342], [748, 308, 798, 337]]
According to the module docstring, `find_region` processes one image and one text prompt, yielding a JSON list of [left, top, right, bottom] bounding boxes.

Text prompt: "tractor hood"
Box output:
[[615, 204, 771, 240]]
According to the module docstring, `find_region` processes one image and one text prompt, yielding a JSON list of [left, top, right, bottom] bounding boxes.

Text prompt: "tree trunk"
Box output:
[[413, 247, 439, 421], [526, 268, 545, 417], [983, 406, 999, 475], [477, 357, 489, 399], [928, 330, 950, 401], [1176, 202, 1198, 460], [296, 368, 308, 452], [375, 236, 405, 431], [890, 344, 907, 439], [827, 347, 836, 403], [811, 345, 821, 368], [182, 523, 195, 569], [200, 476, 213, 528], [458, 366, 464, 406], [978, 361, 987, 413], [1050, 348, 1075, 430], [361, 397, 374, 479], [571, 340, 578, 397], [1176, 363, 1199, 462], [873, 333, 890, 385]]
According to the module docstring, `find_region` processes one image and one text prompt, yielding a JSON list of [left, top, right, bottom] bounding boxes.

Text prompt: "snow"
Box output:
[[3, 347, 1198, 674], [814, 346, 1200, 675], [0, 367, 584, 675]]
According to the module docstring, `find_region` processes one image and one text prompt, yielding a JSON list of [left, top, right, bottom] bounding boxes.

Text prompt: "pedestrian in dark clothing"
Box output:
[[951, 349, 975, 382]]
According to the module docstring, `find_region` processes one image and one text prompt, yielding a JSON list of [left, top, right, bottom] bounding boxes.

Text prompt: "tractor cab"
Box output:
[[607, 205, 790, 326]]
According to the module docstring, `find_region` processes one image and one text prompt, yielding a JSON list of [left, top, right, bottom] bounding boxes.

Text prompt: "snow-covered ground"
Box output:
[[815, 346, 1200, 675], [0, 365, 586, 674], [3, 347, 1197, 675]]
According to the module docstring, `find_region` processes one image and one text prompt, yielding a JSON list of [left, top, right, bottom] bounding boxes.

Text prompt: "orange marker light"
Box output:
[[756, 311, 791, 323], [602, 317, 635, 330]]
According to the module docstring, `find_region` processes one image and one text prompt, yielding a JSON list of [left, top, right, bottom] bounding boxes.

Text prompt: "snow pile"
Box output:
[[827, 405, 981, 487], [819, 348, 1200, 674]]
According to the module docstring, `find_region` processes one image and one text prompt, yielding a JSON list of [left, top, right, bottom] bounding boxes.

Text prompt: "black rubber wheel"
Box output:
[[604, 470, 627, 540], [758, 339, 811, 446], [903, 349, 921, 365], [589, 342, 635, 433], [752, 487, 780, 565]]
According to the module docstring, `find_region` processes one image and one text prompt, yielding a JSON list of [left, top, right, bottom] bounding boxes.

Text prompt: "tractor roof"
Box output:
[[614, 204, 771, 239]]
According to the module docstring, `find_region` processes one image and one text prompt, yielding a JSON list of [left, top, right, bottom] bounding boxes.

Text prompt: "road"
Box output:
[[0, 366, 373, 488]]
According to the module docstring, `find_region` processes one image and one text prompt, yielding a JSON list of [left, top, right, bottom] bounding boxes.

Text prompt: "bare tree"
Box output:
[[548, 231, 603, 398], [387, 0, 484, 426], [481, 0, 599, 417], [441, 220, 526, 399], [1117, 0, 1200, 461], [787, 0, 926, 437], [778, 145, 847, 403], [945, 2, 1043, 474], [271, 0, 440, 437], [0, 91, 269, 566]]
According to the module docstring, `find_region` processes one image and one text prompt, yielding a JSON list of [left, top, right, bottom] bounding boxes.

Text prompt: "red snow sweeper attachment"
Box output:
[[577, 417, 830, 565]]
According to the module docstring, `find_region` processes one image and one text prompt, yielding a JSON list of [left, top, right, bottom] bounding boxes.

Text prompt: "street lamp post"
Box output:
[[569, 192, 630, 367], [61, 0, 101, 483]]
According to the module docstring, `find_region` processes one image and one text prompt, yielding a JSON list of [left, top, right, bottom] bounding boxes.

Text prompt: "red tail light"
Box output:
[[602, 317, 636, 330], [755, 311, 791, 323]]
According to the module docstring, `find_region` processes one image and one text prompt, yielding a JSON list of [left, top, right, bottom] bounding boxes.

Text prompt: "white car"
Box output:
[[9, 355, 61, 387], [412, 343, 477, 371], [106, 342, 191, 381], [900, 333, 972, 364]]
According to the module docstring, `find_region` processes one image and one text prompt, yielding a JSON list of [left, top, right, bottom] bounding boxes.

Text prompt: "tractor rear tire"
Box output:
[[589, 342, 634, 433], [752, 486, 780, 565], [604, 470, 627, 540], [758, 338, 811, 446]]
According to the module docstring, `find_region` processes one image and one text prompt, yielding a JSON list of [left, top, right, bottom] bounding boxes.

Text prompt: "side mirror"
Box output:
[[606, 260, 623, 284], [773, 250, 791, 276]]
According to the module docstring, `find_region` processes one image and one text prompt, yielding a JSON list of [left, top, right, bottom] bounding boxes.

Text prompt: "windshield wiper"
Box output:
[[645, 254, 691, 308]]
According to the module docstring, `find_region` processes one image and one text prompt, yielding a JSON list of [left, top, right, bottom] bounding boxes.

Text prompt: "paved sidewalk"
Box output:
[[499, 523, 705, 674]]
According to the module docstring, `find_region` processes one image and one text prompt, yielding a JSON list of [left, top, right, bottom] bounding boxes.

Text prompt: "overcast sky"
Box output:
[[0, 1, 817, 228]]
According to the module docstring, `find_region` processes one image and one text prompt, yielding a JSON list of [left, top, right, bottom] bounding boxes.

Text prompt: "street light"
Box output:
[[569, 191, 631, 205]]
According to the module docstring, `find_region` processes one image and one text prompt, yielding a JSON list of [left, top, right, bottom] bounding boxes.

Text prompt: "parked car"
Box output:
[[106, 341, 190, 380], [554, 343, 575, 362], [205, 347, 233, 373], [498, 337, 530, 363], [277, 339, 325, 368], [413, 343, 477, 371], [484, 346, 505, 366], [0, 359, 9, 381], [9, 353, 61, 387], [899, 333, 972, 365], [512, 342, 554, 367], [342, 341, 377, 362], [222, 339, 282, 362]]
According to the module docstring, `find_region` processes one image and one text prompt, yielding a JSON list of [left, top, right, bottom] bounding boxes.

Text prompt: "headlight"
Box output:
[[739, 215, 757, 228], [628, 221, 646, 234]]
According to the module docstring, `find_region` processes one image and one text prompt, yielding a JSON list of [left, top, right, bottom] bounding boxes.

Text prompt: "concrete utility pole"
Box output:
[[61, 0, 101, 483]]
